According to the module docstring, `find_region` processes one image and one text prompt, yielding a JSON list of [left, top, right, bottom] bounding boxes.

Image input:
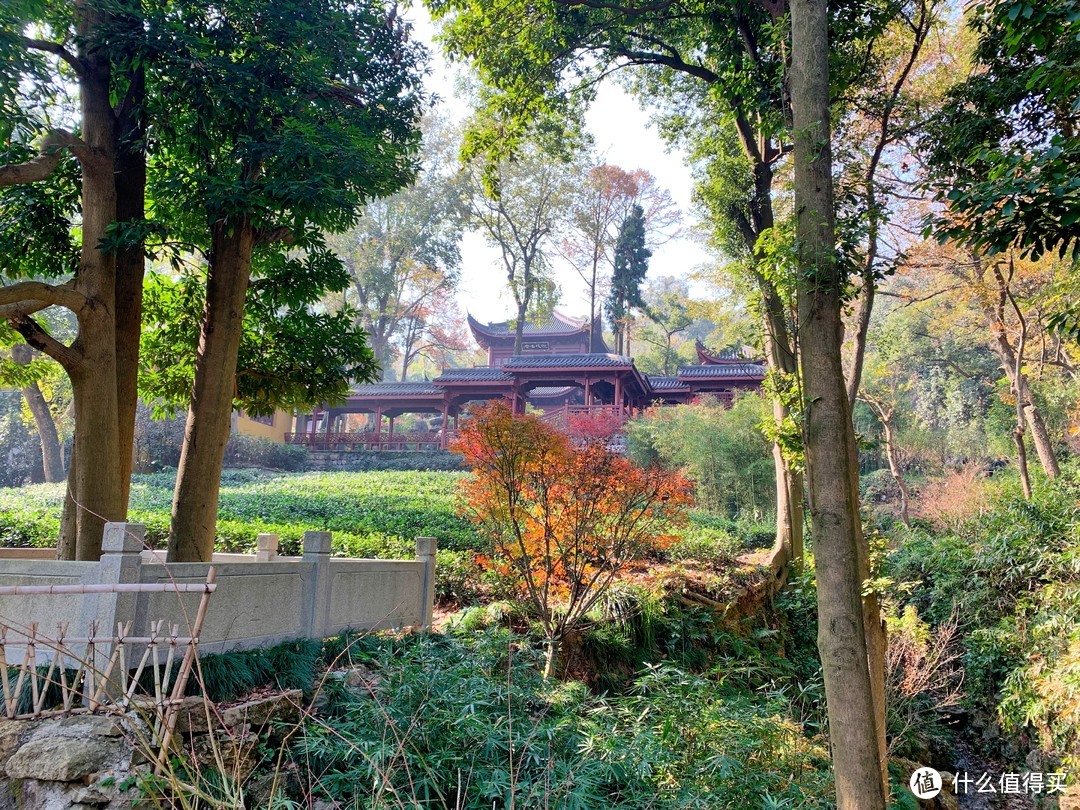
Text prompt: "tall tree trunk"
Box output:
[[760, 286, 804, 564], [21, 382, 64, 482], [10, 344, 64, 482], [790, 0, 888, 806], [987, 313, 1059, 480], [113, 58, 147, 511], [168, 219, 255, 562], [514, 297, 528, 355], [61, 6, 124, 561], [57, 446, 78, 559], [543, 637, 561, 679], [68, 324, 124, 561], [881, 415, 910, 525], [976, 254, 1060, 480], [874, 403, 910, 525]]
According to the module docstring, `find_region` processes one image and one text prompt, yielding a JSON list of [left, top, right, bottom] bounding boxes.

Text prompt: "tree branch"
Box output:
[[0, 129, 92, 187], [0, 280, 89, 313], [7, 314, 81, 370], [552, 0, 681, 17], [618, 48, 720, 84], [8, 34, 87, 77], [253, 227, 296, 248]]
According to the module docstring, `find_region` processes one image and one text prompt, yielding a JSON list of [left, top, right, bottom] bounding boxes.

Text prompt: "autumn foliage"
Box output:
[[453, 402, 693, 676]]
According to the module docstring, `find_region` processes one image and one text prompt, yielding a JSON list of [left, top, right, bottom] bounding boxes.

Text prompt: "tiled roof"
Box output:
[[468, 311, 589, 337], [527, 386, 578, 397], [503, 353, 634, 369], [350, 382, 444, 397], [434, 367, 515, 383], [647, 376, 691, 391], [696, 341, 763, 364], [678, 363, 767, 379]]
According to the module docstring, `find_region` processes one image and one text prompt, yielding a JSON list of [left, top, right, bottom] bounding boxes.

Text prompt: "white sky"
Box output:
[[406, 7, 714, 324]]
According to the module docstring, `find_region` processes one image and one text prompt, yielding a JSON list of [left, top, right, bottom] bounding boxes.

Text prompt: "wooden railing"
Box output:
[[286, 430, 446, 451], [538, 404, 630, 428]]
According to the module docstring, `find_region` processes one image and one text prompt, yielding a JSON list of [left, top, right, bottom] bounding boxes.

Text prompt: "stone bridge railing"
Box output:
[[0, 523, 437, 659]]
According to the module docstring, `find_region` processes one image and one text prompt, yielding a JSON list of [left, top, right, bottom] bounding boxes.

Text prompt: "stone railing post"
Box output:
[[303, 530, 333, 639], [415, 537, 437, 632], [85, 522, 145, 671], [255, 533, 279, 562]]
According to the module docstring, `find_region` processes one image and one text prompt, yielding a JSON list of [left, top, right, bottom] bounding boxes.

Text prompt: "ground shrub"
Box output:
[[195, 639, 323, 702], [223, 435, 308, 471], [886, 463, 1080, 767], [0, 469, 478, 554], [289, 630, 835, 809], [334, 450, 467, 472]]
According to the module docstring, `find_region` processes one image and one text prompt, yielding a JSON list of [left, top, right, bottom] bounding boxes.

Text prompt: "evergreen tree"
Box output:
[[606, 205, 651, 355]]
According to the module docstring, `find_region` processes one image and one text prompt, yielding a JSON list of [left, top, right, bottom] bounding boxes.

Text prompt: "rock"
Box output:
[[0, 720, 32, 773], [5, 734, 122, 782], [219, 690, 302, 730], [186, 727, 259, 783], [171, 696, 215, 735], [68, 780, 122, 805], [244, 770, 287, 807], [1059, 784, 1080, 810], [344, 666, 380, 690]]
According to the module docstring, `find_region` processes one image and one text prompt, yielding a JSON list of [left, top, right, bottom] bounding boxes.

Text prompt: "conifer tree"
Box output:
[[606, 204, 650, 355]]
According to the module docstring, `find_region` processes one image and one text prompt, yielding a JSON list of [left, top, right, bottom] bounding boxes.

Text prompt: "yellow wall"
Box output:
[[235, 409, 293, 443]]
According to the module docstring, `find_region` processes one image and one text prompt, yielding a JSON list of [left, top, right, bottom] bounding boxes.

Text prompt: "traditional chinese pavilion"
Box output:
[[288, 313, 766, 450]]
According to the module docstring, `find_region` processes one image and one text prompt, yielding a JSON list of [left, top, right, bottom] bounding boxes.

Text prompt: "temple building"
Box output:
[[288, 312, 766, 451]]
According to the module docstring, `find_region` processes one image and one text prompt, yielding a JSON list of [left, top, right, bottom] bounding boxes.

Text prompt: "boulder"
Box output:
[[5, 734, 122, 782]]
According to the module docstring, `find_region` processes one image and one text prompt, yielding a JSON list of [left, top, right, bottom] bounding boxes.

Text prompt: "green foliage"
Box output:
[[924, 0, 1080, 260], [0, 144, 80, 281], [222, 436, 307, 472], [294, 630, 638, 808], [140, 244, 381, 418], [886, 464, 1080, 763], [0, 469, 481, 600], [196, 639, 324, 703], [331, 450, 467, 472], [141, 0, 425, 242], [606, 204, 651, 340], [0, 469, 476, 550], [628, 393, 776, 519], [291, 630, 835, 809]]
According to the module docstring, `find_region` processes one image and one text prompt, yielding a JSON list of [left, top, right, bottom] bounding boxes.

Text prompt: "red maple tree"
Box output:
[[453, 402, 693, 677]]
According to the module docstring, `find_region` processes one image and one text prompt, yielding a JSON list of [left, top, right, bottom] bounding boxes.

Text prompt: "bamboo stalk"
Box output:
[[156, 566, 216, 775]]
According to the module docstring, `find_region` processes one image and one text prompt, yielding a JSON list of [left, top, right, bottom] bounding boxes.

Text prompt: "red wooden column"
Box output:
[[388, 416, 395, 450], [440, 402, 450, 449], [584, 375, 591, 406], [374, 407, 383, 450], [614, 375, 623, 412]]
